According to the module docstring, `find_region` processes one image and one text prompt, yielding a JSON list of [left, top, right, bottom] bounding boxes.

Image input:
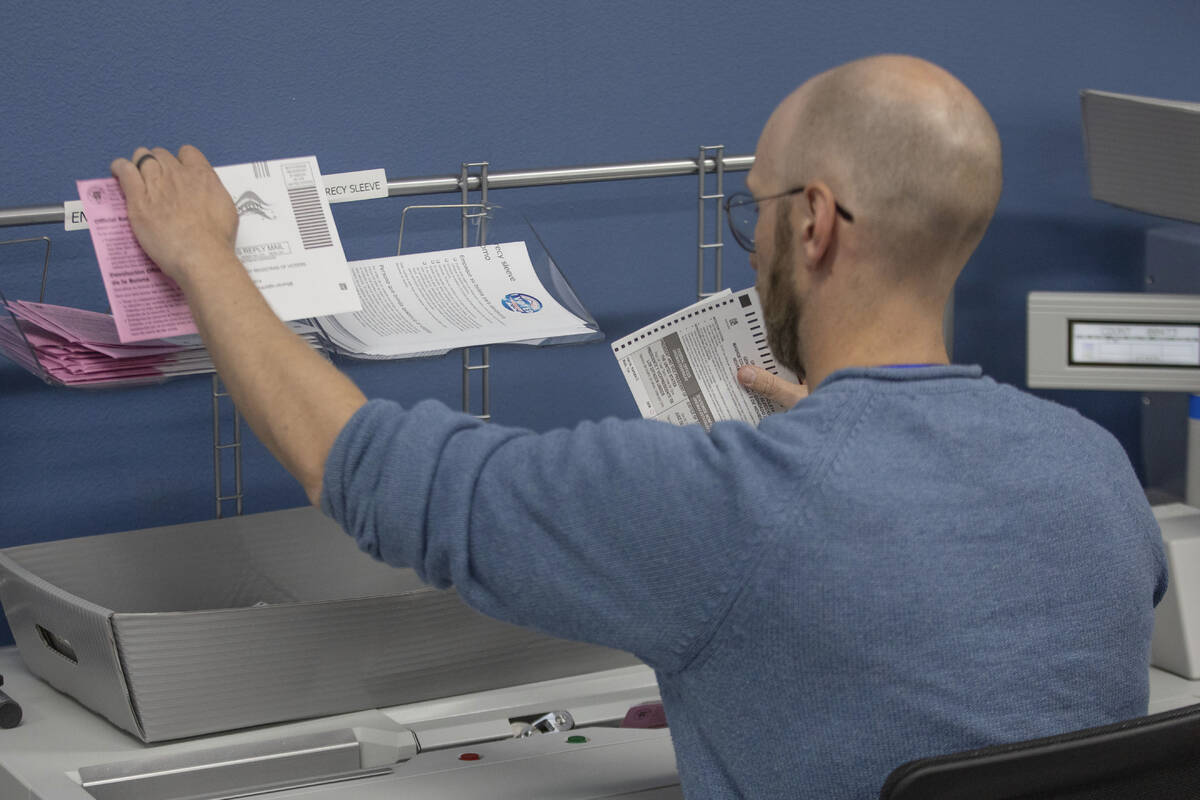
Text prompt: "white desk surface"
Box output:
[[3, 643, 1198, 799]]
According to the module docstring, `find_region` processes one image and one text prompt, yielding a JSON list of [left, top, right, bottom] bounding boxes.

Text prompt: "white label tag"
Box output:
[[321, 169, 388, 203], [64, 200, 89, 230]]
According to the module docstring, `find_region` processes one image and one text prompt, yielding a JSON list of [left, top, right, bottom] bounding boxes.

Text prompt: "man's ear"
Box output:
[[796, 182, 838, 271]]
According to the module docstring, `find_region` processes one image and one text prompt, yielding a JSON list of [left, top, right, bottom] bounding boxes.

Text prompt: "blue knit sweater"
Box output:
[[322, 365, 1166, 799]]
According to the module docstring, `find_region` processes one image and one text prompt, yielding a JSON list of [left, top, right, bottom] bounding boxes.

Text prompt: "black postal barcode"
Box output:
[[252, 162, 270, 179], [287, 186, 333, 249]]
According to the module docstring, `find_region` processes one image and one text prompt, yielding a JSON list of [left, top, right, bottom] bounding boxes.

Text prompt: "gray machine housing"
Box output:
[[1027, 290, 1200, 392]]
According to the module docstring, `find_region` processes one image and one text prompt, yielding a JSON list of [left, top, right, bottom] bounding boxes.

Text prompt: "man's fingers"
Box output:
[[110, 157, 138, 182], [150, 146, 181, 169], [110, 157, 148, 206], [130, 146, 162, 176], [737, 365, 780, 397], [177, 144, 212, 168], [139, 148, 187, 208], [737, 365, 809, 408]]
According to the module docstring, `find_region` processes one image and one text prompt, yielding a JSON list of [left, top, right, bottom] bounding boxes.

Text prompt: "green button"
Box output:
[[566, 735, 588, 744]]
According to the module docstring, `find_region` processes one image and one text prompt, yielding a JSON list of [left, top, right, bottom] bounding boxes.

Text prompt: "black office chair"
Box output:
[[880, 702, 1200, 799]]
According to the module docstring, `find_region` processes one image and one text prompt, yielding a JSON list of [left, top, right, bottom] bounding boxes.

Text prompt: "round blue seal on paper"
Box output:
[[502, 292, 543, 313]]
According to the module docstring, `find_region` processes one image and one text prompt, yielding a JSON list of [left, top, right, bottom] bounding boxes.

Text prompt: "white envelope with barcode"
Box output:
[[221, 155, 360, 321]]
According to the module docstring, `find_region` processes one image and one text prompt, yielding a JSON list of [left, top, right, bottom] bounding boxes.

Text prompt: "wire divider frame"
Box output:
[[0, 150, 750, 515]]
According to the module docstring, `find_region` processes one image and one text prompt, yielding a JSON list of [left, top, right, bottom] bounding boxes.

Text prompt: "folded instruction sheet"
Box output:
[[316, 241, 595, 359]]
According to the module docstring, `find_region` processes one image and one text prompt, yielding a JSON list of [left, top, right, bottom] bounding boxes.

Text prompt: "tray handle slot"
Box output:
[[36, 623, 79, 664]]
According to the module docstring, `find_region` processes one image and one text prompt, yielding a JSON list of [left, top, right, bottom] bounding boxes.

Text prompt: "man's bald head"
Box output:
[[757, 55, 1002, 286]]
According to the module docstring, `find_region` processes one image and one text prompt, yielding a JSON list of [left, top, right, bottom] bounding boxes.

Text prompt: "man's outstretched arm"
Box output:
[[111, 145, 366, 505]]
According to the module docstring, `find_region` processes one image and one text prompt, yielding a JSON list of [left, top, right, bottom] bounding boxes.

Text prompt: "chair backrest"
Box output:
[[879, 702, 1200, 800]]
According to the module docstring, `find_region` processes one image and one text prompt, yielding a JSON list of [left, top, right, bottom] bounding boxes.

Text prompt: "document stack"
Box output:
[[316, 239, 598, 360], [0, 299, 323, 387], [0, 156, 601, 387]]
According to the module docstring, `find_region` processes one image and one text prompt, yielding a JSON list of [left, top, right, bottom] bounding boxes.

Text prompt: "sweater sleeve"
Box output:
[[320, 398, 766, 673]]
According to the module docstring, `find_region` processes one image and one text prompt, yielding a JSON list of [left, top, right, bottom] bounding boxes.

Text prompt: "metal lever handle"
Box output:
[[519, 710, 574, 737], [0, 674, 22, 729]]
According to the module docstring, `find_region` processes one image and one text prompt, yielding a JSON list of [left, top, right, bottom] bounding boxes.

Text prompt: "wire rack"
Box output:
[[0, 149, 752, 516]]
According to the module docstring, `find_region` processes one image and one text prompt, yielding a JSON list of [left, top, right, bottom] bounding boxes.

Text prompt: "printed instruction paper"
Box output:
[[317, 241, 594, 358], [612, 288, 798, 430], [78, 155, 359, 343]]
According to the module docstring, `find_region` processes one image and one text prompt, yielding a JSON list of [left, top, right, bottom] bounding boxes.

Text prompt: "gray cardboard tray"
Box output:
[[0, 507, 637, 743]]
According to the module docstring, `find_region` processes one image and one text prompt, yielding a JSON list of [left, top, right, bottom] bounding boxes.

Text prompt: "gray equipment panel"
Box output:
[[1082, 89, 1200, 224], [1027, 291, 1200, 392]]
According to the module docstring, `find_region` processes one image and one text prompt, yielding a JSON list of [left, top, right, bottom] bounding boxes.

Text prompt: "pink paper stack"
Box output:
[[0, 300, 323, 387]]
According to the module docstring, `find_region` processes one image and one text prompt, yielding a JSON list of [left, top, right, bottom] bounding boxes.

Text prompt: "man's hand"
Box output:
[[737, 365, 808, 408], [110, 146, 238, 288]]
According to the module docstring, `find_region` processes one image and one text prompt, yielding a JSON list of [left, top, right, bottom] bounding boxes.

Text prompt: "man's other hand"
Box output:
[[110, 146, 238, 288], [737, 365, 808, 408]]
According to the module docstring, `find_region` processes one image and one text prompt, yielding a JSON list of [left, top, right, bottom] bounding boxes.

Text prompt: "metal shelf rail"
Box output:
[[0, 151, 753, 516], [0, 155, 754, 228]]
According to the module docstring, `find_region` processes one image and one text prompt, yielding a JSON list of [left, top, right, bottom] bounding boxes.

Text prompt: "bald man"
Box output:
[[113, 55, 1164, 799]]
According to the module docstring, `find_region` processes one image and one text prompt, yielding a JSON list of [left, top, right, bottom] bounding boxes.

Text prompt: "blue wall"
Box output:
[[1, 1, 1198, 645]]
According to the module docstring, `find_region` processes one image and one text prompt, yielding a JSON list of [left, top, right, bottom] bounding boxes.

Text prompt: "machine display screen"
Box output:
[[1069, 321, 1200, 367]]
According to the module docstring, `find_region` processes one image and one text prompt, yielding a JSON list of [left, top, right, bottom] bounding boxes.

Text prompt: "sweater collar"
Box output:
[[815, 364, 984, 392]]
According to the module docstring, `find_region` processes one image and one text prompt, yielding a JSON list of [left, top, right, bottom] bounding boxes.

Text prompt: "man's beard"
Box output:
[[759, 217, 805, 380]]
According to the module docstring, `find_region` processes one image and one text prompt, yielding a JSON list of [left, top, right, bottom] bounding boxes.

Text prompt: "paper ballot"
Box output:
[[612, 288, 798, 430], [78, 156, 359, 343], [316, 241, 596, 359]]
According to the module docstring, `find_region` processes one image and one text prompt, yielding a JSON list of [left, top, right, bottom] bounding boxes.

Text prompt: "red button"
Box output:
[[459, 752, 482, 761]]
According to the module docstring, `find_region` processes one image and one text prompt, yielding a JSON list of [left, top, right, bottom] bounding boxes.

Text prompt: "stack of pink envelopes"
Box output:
[[0, 299, 323, 387]]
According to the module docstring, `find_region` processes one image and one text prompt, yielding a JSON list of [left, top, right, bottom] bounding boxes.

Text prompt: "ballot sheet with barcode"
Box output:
[[79, 155, 359, 342], [612, 288, 798, 430]]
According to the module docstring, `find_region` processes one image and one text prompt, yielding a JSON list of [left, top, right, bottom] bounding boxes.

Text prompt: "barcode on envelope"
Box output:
[[252, 161, 270, 179], [287, 186, 333, 249]]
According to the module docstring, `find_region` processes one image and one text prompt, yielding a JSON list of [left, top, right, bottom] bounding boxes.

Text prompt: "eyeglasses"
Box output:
[[724, 186, 854, 253]]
